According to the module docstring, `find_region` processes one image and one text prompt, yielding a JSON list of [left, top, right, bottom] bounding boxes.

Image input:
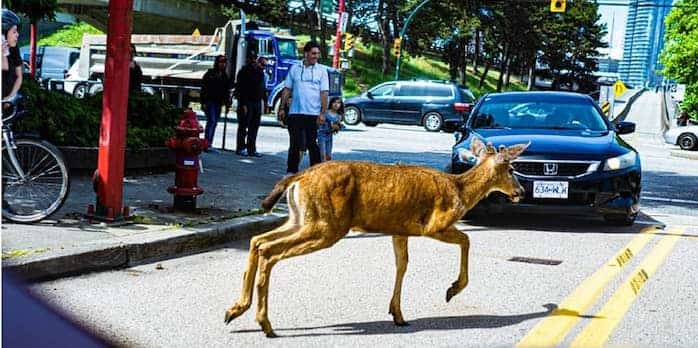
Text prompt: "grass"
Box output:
[[35, 22, 104, 48]]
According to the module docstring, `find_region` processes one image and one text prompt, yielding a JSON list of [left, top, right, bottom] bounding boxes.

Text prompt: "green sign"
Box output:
[[321, 0, 336, 14]]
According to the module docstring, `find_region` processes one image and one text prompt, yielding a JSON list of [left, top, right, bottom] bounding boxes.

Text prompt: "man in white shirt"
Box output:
[[277, 41, 329, 174]]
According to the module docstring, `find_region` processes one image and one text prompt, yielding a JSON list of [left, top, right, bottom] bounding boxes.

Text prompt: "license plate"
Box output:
[[533, 181, 569, 199]]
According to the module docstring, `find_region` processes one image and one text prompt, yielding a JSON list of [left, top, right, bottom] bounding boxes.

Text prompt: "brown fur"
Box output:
[[224, 138, 529, 337]]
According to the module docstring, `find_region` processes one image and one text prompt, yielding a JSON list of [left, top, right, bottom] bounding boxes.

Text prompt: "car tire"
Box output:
[[344, 106, 361, 125], [603, 212, 637, 226], [678, 133, 697, 150], [73, 83, 88, 99], [423, 112, 443, 132]]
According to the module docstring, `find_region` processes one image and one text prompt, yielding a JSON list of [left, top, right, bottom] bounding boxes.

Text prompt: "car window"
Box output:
[[69, 52, 80, 66], [396, 84, 426, 97], [370, 83, 395, 97], [426, 85, 452, 97], [460, 88, 475, 102], [470, 97, 609, 131]]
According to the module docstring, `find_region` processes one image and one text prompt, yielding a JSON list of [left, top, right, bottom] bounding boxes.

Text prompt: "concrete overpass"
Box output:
[[58, 0, 228, 34]]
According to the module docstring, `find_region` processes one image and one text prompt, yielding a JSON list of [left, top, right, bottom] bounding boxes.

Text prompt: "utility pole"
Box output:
[[94, 0, 133, 221], [395, 0, 431, 80], [332, 0, 346, 69]]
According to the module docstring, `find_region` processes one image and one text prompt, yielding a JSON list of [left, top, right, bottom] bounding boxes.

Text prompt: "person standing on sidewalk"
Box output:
[[317, 97, 344, 162], [201, 55, 232, 152], [234, 51, 265, 157], [2, 8, 22, 99], [277, 41, 329, 174], [129, 44, 143, 93]]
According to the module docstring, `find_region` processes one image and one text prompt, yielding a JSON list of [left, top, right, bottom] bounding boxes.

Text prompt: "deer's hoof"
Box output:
[[394, 319, 410, 327], [265, 330, 278, 338], [446, 286, 458, 303], [224, 308, 242, 325]]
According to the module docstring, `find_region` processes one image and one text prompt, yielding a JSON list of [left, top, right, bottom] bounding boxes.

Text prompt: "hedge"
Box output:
[[13, 79, 182, 150]]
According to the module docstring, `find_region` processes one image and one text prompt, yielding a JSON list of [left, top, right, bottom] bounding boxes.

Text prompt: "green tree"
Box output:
[[660, 0, 698, 119], [6, 0, 58, 78]]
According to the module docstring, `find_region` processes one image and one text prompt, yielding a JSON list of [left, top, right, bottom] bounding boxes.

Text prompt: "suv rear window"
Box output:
[[427, 85, 452, 97], [396, 84, 426, 97]]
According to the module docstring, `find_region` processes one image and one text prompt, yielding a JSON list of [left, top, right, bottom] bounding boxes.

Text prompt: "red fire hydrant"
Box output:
[[165, 109, 209, 211]]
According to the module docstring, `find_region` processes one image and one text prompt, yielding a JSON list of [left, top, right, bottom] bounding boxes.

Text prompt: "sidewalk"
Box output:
[[2, 147, 290, 281]]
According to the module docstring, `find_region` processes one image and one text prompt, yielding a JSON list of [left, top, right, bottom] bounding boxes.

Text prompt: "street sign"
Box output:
[[613, 80, 627, 98], [672, 84, 686, 102], [550, 0, 566, 13], [340, 12, 348, 32], [321, 0, 335, 14]]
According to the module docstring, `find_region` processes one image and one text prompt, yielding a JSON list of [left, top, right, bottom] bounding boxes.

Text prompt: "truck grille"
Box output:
[[513, 162, 592, 177]]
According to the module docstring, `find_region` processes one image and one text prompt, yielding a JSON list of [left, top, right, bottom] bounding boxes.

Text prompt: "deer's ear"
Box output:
[[505, 142, 530, 161], [470, 138, 486, 157]]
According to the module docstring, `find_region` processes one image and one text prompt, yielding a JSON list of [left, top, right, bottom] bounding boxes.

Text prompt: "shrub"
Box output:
[[14, 80, 181, 149]]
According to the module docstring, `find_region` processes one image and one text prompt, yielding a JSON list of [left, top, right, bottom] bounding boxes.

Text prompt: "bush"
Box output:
[[14, 80, 182, 149]]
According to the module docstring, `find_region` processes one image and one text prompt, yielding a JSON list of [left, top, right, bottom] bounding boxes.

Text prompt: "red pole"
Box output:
[[332, 0, 345, 69], [94, 0, 133, 221], [29, 23, 37, 78]]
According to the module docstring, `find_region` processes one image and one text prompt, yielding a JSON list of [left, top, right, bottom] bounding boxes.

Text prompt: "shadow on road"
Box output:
[[230, 303, 569, 337]]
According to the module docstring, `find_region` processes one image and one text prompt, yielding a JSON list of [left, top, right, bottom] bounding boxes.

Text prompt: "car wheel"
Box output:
[[73, 83, 88, 99], [678, 133, 697, 150], [423, 112, 443, 132], [344, 106, 361, 125], [603, 212, 637, 226]]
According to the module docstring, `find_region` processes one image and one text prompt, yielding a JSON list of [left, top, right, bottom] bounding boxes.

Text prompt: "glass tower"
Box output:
[[618, 0, 674, 87]]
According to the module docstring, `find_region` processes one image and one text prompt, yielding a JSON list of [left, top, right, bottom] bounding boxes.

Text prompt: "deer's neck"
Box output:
[[454, 164, 498, 211]]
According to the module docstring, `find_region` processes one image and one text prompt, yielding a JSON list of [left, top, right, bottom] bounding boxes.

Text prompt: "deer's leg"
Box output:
[[224, 223, 300, 325], [255, 225, 347, 337], [426, 226, 470, 302], [389, 236, 409, 326]]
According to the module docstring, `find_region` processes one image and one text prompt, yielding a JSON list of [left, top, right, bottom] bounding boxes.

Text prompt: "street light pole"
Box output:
[[332, 0, 346, 69], [395, 0, 431, 80]]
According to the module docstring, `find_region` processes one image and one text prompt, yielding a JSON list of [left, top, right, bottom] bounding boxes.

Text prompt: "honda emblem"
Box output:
[[543, 163, 558, 176]]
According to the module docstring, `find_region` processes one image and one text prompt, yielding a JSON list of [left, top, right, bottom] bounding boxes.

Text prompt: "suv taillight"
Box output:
[[454, 103, 471, 112]]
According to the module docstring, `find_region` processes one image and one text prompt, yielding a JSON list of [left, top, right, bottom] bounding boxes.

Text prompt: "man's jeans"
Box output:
[[236, 100, 262, 154], [286, 115, 321, 173], [204, 101, 222, 145]]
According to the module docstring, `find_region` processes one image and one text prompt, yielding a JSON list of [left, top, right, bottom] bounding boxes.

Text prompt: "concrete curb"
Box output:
[[670, 150, 698, 160], [3, 213, 286, 281]]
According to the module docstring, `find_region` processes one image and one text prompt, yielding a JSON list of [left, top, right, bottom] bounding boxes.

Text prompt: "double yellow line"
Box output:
[[517, 225, 685, 348]]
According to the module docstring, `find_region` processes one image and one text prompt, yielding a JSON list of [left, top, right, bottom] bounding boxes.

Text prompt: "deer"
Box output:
[[224, 138, 529, 337]]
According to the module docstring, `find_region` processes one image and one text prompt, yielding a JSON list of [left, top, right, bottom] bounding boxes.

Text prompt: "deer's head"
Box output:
[[462, 138, 529, 203]]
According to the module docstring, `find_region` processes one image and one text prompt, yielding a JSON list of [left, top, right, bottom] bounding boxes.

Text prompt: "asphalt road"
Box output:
[[27, 94, 698, 347]]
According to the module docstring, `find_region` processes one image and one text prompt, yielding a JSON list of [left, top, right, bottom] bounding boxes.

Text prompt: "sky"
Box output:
[[597, 1, 629, 59]]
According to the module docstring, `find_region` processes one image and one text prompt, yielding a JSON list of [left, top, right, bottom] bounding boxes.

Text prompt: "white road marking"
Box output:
[[642, 196, 698, 205]]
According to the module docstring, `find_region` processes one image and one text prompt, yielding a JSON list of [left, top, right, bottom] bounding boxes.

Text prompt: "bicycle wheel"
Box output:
[[2, 138, 70, 223]]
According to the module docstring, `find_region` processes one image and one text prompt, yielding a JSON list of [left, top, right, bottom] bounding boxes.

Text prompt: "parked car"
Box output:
[[20, 46, 80, 83], [664, 124, 698, 151], [343, 80, 475, 132], [450, 91, 641, 225]]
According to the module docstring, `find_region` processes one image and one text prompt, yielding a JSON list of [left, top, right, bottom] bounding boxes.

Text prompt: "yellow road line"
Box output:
[[570, 226, 685, 348], [516, 225, 660, 348]]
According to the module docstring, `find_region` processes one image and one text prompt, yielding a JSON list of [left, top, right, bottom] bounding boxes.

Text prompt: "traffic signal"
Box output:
[[550, 0, 566, 13], [393, 37, 402, 56], [343, 33, 354, 52]]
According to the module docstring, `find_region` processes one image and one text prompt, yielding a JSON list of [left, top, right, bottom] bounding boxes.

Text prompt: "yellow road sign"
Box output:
[[613, 80, 627, 98], [192, 28, 201, 37]]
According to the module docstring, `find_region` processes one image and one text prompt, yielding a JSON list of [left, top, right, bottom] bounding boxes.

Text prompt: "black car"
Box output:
[[450, 91, 641, 225], [343, 80, 475, 132]]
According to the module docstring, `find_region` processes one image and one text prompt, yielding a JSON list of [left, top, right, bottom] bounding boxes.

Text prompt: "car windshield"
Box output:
[[277, 39, 298, 59], [470, 97, 609, 131]]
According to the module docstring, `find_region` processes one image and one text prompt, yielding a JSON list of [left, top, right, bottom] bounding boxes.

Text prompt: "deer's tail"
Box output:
[[262, 174, 299, 213]]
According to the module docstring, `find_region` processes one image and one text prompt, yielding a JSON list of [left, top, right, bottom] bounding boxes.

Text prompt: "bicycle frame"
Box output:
[[2, 124, 28, 182]]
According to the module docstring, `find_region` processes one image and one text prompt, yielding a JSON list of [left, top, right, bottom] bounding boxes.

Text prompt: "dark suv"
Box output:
[[343, 80, 475, 132]]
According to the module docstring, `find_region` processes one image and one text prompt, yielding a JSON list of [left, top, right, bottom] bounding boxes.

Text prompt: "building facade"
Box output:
[[618, 0, 674, 87]]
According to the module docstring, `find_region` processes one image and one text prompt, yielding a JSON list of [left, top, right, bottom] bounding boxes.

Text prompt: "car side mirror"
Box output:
[[615, 121, 635, 135], [366, 91, 374, 99]]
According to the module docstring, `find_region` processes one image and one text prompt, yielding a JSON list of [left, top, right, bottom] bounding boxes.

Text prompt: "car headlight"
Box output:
[[604, 152, 637, 171], [456, 148, 479, 165]]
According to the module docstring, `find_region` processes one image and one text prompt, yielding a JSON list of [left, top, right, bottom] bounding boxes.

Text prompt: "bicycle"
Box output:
[[2, 93, 70, 222]]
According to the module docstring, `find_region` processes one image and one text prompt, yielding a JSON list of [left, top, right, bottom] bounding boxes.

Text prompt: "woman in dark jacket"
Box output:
[[200, 55, 232, 151]]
